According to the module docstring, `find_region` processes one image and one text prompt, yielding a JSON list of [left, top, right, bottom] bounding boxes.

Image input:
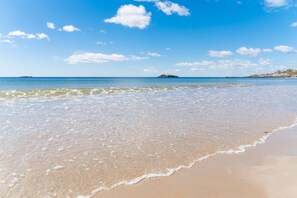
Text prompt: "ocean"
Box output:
[[1, 77, 297, 198]]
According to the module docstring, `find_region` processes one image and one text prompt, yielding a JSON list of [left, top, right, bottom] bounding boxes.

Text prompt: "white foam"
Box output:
[[77, 118, 297, 198], [8, 177, 19, 188], [46, 169, 51, 176], [53, 165, 64, 170]]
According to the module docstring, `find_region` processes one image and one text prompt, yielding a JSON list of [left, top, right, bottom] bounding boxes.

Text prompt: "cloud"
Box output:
[[47, 22, 55, 29], [135, 0, 190, 16], [274, 45, 297, 53], [291, 22, 297, 27], [175, 58, 291, 75], [7, 30, 49, 40], [135, 0, 157, 2], [147, 52, 161, 57], [36, 33, 49, 40], [144, 67, 158, 72], [66, 52, 149, 64], [208, 50, 233, 58], [99, 30, 107, 34], [0, 39, 14, 44], [236, 47, 261, 56], [176, 60, 214, 67], [263, 48, 273, 53], [130, 55, 149, 61], [62, 25, 80, 32], [8, 30, 29, 38], [259, 58, 273, 65], [176, 59, 258, 70], [264, 0, 290, 7], [96, 41, 113, 46], [155, 1, 190, 16], [104, 4, 151, 29]]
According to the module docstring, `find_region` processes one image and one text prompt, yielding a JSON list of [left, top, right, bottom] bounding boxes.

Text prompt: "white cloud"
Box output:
[[264, 0, 290, 7], [36, 33, 49, 40], [26, 34, 36, 39], [176, 59, 258, 70], [135, 0, 157, 2], [62, 25, 80, 32], [155, 1, 190, 16], [176, 60, 214, 67], [130, 55, 149, 61], [259, 58, 273, 65], [96, 41, 113, 46], [144, 67, 158, 72], [134, 0, 190, 16], [66, 52, 149, 64], [104, 4, 151, 29], [263, 48, 273, 53], [148, 52, 161, 57], [7, 30, 48, 40], [8, 30, 27, 38], [208, 50, 233, 58], [291, 22, 297, 27], [236, 47, 261, 56], [0, 39, 14, 44], [274, 45, 297, 53], [99, 30, 107, 33], [47, 22, 55, 29]]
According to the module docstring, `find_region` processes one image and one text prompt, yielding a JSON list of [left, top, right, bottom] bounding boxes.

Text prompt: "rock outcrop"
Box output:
[[249, 69, 297, 78], [158, 74, 179, 78]]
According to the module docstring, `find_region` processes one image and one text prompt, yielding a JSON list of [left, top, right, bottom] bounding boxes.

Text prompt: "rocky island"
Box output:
[[249, 68, 297, 78], [157, 74, 179, 78]]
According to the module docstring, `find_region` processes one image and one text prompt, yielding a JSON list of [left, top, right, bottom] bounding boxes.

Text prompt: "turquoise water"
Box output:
[[1, 77, 297, 197], [0, 77, 296, 90]]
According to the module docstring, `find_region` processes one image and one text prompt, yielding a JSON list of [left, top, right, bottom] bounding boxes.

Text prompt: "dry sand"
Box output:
[[95, 126, 297, 198]]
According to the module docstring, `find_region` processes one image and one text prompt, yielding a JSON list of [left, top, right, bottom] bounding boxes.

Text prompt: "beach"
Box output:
[[1, 77, 297, 198], [97, 125, 297, 198], [2, 0, 297, 197]]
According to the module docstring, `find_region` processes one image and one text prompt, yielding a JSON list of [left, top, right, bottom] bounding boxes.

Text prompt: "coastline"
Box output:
[[2, 78, 297, 198], [92, 122, 297, 198], [74, 120, 297, 198]]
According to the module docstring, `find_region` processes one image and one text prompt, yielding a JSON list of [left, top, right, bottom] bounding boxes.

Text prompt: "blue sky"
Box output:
[[0, 0, 297, 77]]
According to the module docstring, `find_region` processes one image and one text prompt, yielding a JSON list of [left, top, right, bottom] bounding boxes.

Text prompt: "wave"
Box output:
[[77, 118, 297, 198], [0, 83, 241, 99]]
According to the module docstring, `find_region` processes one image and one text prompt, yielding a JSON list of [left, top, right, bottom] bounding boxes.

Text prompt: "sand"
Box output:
[[95, 126, 297, 198]]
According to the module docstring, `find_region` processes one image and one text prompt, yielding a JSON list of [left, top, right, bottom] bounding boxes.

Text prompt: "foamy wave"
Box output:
[[77, 118, 297, 198], [0, 83, 241, 99]]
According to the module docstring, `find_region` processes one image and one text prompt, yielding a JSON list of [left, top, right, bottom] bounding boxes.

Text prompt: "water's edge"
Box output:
[[77, 118, 297, 198]]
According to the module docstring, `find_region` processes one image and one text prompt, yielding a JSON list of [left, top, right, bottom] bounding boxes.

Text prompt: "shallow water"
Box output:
[[0, 78, 297, 198]]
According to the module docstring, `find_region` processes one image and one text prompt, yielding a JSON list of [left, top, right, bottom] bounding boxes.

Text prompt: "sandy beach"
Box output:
[[96, 126, 297, 198]]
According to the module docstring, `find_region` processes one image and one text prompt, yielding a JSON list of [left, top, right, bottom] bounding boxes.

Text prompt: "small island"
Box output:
[[157, 74, 179, 78], [19, 76, 33, 78], [249, 68, 297, 78]]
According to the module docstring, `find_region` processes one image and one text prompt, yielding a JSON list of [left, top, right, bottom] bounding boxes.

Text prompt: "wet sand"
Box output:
[[96, 126, 297, 198]]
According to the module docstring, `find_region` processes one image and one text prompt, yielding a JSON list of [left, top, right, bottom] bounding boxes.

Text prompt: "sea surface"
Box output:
[[1, 77, 297, 198]]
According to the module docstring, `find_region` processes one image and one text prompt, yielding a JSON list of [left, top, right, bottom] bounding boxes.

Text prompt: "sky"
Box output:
[[0, 0, 297, 77]]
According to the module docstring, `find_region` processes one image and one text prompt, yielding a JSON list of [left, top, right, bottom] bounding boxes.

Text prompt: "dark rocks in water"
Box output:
[[158, 74, 179, 78], [264, 131, 270, 134]]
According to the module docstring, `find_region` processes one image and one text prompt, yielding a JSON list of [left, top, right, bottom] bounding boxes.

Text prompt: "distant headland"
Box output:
[[19, 76, 33, 78], [249, 68, 297, 78], [157, 74, 179, 78]]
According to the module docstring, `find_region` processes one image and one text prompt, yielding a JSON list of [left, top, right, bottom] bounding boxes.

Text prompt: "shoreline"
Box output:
[[78, 119, 297, 198], [95, 123, 297, 198]]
